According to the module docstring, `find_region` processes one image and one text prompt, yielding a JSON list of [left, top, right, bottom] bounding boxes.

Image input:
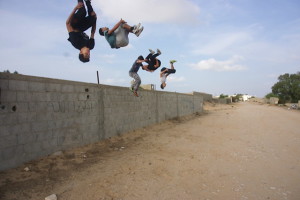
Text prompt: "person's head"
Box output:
[[155, 59, 161, 68], [138, 55, 144, 60], [79, 47, 90, 63], [160, 82, 166, 89], [99, 27, 109, 36]]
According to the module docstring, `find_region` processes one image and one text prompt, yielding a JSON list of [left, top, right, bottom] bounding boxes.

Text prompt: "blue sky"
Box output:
[[1, 0, 300, 97]]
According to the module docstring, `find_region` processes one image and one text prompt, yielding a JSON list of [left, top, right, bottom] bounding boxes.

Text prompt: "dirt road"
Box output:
[[1, 102, 300, 200]]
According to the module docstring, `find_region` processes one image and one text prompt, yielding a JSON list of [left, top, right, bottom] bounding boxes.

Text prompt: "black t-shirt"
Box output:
[[68, 32, 95, 50]]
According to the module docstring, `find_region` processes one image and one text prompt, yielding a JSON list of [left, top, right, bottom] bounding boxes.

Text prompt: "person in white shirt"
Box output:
[[160, 60, 177, 89]]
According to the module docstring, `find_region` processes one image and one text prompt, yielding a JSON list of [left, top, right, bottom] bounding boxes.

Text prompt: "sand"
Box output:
[[0, 102, 299, 200]]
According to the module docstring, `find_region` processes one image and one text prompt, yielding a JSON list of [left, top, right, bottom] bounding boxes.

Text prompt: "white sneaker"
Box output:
[[133, 23, 141, 34], [135, 26, 144, 37], [149, 49, 155, 54], [157, 49, 161, 55]]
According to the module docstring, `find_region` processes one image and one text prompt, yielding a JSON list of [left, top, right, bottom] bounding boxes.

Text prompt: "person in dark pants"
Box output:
[[66, 0, 97, 63], [142, 49, 161, 72], [129, 55, 145, 97], [160, 60, 177, 89]]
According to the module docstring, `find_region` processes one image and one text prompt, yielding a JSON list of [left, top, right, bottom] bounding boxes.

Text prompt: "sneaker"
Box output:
[[157, 49, 161, 55], [133, 23, 141, 34], [129, 86, 134, 92], [149, 49, 155, 54], [133, 91, 139, 97], [170, 60, 177, 64], [135, 26, 144, 37]]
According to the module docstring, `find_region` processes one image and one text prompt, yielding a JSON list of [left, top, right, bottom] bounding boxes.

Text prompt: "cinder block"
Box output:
[[17, 132, 37, 145], [46, 83, 61, 92], [61, 84, 75, 93], [8, 80, 28, 91], [28, 82, 46, 92], [0, 125, 10, 137], [1, 90, 17, 102], [23, 141, 43, 154], [0, 112, 18, 126], [29, 102, 48, 112], [31, 121, 49, 132], [17, 91, 32, 102], [31, 92, 48, 102], [0, 79, 9, 90], [17, 112, 36, 123], [0, 134, 18, 149], [0, 145, 24, 161]]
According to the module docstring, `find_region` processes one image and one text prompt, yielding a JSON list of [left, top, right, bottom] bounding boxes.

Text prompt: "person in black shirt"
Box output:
[[142, 49, 162, 72], [66, 0, 97, 63]]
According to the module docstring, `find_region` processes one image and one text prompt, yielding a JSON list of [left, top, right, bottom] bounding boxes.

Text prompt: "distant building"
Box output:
[[140, 84, 156, 90]]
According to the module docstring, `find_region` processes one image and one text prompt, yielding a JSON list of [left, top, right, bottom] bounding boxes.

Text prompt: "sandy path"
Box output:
[[1, 102, 300, 200]]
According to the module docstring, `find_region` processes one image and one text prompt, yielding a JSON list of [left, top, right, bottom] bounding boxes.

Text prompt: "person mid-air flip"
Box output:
[[142, 49, 162, 72], [99, 19, 143, 49], [66, 0, 97, 63], [160, 60, 177, 89]]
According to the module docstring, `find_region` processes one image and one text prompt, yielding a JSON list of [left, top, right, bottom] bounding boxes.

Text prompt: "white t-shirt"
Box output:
[[161, 74, 167, 83]]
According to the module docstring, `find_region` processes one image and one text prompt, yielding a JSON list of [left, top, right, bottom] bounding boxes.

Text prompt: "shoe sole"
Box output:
[[135, 27, 144, 37]]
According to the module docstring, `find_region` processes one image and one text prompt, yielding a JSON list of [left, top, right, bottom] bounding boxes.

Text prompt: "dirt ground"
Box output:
[[0, 102, 300, 200]]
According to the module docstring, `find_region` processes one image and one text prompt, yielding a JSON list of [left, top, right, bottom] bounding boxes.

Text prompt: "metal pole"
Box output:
[[97, 71, 99, 84]]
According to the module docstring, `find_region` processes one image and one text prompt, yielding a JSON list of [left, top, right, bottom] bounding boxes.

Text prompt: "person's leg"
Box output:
[[167, 64, 176, 74], [115, 26, 129, 48], [132, 73, 141, 91], [152, 53, 160, 59], [84, 0, 96, 16], [145, 53, 153, 60], [71, 1, 87, 30], [122, 23, 134, 32], [129, 72, 135, 89], [74, 0, 86, 18], [77, 0, 97, 32]]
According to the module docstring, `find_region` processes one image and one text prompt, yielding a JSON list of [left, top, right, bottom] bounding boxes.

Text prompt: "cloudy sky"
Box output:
[[1, 0, 300, 97]]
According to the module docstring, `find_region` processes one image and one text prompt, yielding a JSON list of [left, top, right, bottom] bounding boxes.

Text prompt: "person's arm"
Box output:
[[137, 59, 146, 64], [89, 38, 95, 50], [90, 17, 97, 39], [160, 69, 168, 77], [66, 3, 83, 32], [107, 18, 126, 35]]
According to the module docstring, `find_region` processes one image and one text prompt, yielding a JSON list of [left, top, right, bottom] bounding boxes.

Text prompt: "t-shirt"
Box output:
[[129, 60, 142, 73], [104, 31, 117, 49], [161, 74, 167, 83], [68, 32, 95, 50]]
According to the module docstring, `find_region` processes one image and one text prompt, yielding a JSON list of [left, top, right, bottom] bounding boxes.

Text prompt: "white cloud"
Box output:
[[168, 76, 186, 82], [102, 78, 127, 85], [93, 0, 200, 24], [192, 31, 253, 55], [190, 55, 247, 72]]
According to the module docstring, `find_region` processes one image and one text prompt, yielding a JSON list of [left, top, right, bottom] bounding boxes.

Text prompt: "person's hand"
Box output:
[[120, 18, 126, 24]]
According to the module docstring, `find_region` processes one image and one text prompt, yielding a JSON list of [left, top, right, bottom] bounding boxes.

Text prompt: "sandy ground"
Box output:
[[0, 102, 300, 200]]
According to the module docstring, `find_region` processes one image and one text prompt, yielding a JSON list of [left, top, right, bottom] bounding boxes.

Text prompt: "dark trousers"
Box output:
[[161, 67, 176, 75], [71, 1, 96, 32], [146, 53, 161, 70]]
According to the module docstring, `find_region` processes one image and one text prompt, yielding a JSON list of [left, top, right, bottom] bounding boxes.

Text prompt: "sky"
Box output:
[[0, 0, 300, 97]]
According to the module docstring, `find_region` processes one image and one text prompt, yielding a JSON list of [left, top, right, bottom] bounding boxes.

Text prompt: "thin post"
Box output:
[[97, 71, 99, 84]]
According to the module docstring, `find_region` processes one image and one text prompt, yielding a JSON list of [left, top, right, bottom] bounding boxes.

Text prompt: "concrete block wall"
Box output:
[[0, 73, 205, 171], [0, 73, 102, 171]]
